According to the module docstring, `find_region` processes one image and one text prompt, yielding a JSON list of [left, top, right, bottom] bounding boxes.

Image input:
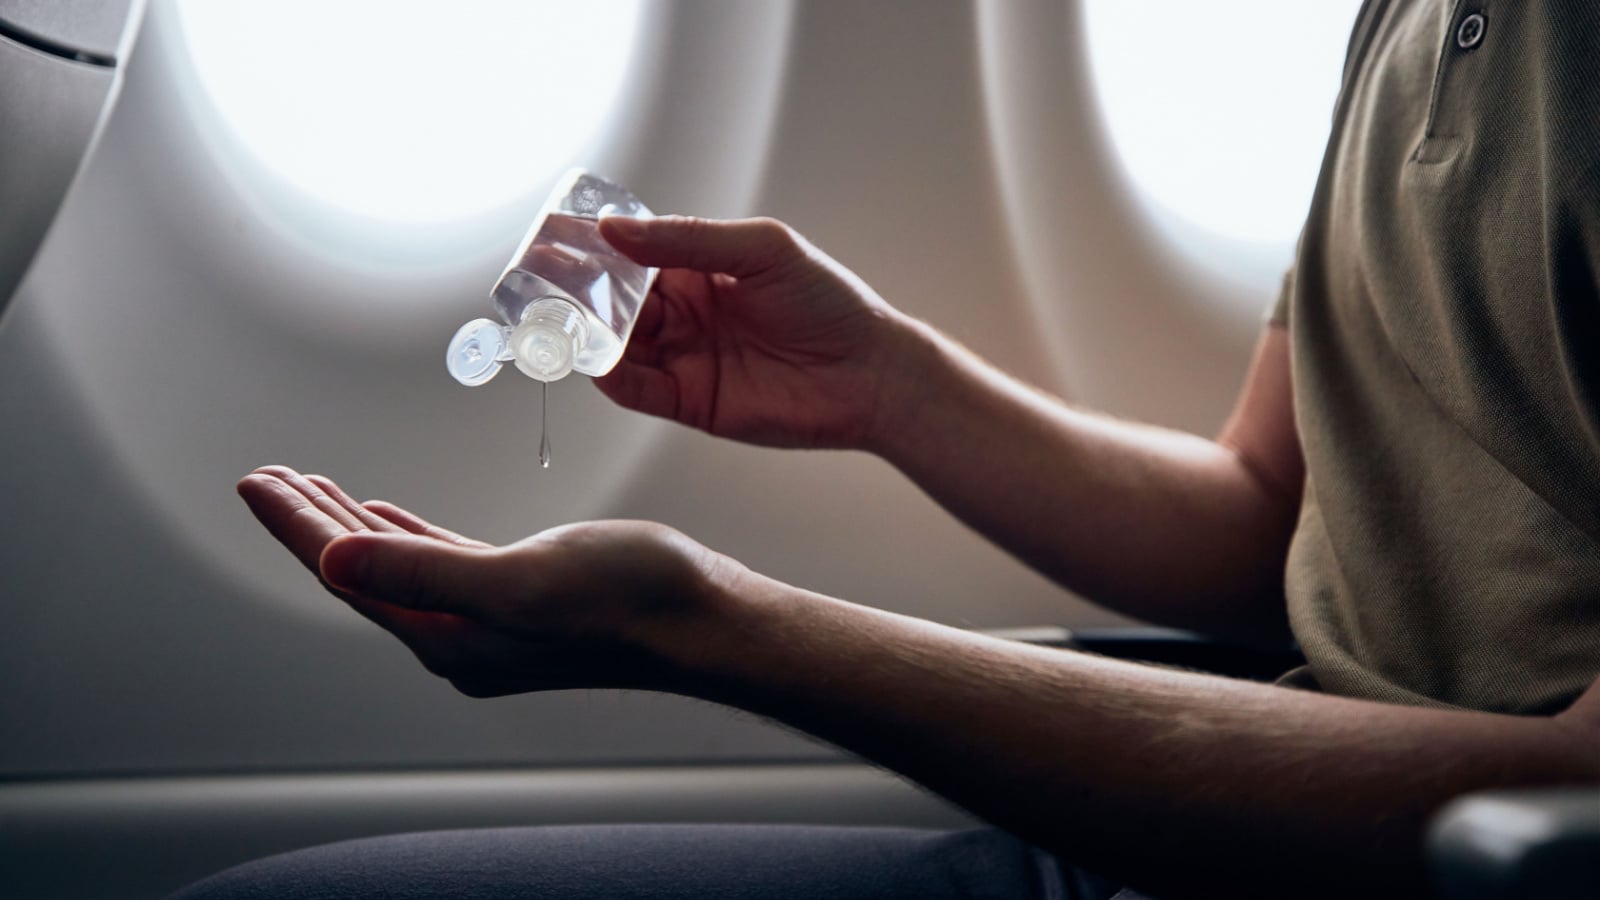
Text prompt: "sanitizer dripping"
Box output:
[[444, 171, 661, 473], [539, 381, 552, 469]]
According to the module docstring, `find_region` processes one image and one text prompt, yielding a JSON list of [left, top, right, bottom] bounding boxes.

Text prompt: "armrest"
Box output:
[[1429, 787, 1600, 900]]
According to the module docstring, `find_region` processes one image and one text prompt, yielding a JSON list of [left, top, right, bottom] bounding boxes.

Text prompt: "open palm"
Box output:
[[237, 466, 715, 697]]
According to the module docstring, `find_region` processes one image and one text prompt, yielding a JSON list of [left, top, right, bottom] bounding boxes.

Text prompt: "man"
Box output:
[[187, 1, 1600, 897]]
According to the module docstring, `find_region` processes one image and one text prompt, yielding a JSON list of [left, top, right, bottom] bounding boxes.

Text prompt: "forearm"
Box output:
[[665, 568, 1600, 900], [866, 319, 1296, 641]]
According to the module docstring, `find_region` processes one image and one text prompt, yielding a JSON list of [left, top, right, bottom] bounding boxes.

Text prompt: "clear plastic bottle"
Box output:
[[447, 169, 657, 385]]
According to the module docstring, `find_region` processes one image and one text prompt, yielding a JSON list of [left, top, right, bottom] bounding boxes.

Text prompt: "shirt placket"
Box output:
[[1413, 0, 1490, 165]]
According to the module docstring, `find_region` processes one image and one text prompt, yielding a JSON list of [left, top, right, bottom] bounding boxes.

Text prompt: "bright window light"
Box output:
[[1083, 0, 1365, 245], [174, 0, 644, 225]]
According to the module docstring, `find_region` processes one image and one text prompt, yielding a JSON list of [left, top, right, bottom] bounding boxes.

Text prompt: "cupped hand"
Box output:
[[237, 466, 730, 697], [596, 215, 922, 450]]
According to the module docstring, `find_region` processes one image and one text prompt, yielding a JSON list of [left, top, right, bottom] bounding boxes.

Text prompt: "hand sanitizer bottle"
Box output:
[[447, 169, 657, 385]]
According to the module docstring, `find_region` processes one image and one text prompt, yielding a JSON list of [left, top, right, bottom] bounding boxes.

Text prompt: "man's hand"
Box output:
[[236, 466, 730, 696], [595, 215, 925, 450]]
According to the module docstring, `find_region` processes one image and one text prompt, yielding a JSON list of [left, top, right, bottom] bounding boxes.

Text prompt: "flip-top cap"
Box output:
[[446, 318, 509, 386]]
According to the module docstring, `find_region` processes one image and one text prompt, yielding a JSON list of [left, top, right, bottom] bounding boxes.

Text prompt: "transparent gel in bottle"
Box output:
[[447, 168, 657, 385]]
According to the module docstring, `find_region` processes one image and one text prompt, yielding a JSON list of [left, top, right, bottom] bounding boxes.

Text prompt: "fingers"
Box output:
[[239, 466, 488, 576], [320, 532, 519, 618], [240, 466, 518, 684], [237, 468, 356, 575], [361, 500, 488, 548], [617, 271, 709, 367], [599, 215, 802, 279], [525, 239, 599, 287], [252, 465, 368, 532], [593, 361, 681, 422], [304, 474, 406, 534], [630, 275, 669, 342]]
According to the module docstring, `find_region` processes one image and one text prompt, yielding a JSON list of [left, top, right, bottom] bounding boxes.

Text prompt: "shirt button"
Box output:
[[1456, 12, 1486, 50]]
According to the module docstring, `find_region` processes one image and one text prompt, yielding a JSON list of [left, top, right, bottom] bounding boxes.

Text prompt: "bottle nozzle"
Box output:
[[510, 297, 587, 382]]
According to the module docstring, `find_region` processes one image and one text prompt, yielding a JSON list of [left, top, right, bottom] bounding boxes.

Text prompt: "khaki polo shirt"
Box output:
[[1277, 0, 1600, 713]]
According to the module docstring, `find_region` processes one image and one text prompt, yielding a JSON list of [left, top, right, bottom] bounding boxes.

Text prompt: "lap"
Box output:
[[168, 824, 1113, 900]]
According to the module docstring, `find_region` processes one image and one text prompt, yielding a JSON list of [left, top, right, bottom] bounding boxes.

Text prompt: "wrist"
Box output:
[[859, 315, 966, 462], [625, 540, 780, 697]]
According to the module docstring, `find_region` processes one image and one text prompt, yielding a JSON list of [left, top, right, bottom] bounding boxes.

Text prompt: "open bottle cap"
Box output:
[[446, 318, 510, 386]]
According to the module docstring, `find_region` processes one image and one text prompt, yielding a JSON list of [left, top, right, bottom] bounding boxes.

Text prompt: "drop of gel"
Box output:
[[538, 381, 552, 469]]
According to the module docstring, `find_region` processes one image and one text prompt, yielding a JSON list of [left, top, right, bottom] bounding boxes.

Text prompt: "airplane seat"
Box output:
[[0, 0, 146, 323]]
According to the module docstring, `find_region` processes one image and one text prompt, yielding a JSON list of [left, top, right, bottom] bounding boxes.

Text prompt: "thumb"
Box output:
[[321, 533, 505, 616], [599, 215, 802, 278]]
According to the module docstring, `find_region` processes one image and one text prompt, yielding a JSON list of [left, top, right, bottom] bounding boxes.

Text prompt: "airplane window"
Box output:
[[1083, 0, 1365, 248], [172, 0, 645, 225]]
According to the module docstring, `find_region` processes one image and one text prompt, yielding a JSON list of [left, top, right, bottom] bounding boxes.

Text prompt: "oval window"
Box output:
[[173, 0, 645, 225], [1083, 0, 1365, 247]]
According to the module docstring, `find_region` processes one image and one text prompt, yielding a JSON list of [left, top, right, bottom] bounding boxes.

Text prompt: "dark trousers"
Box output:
[[167, 824, 1135, 900]]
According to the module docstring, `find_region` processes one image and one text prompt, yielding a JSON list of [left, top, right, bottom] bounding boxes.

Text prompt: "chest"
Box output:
[[1296, 0, 1600, 542]]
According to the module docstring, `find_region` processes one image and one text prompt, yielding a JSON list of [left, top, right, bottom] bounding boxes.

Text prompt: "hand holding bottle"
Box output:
[[596, 215, 925, 450]]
